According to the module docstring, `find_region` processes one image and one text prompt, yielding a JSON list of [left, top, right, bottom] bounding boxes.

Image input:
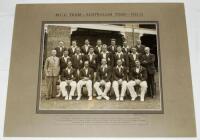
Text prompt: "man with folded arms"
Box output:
[[127, 60, 148, 101], [94, 59, 111, 100], [76, 61, 94, 101], [112, 59, 128, 101], [59, 61, 77, 100]]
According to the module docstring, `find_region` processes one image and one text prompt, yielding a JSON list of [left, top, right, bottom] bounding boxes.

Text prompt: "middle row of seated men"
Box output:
[[59, 44, 147, 73]]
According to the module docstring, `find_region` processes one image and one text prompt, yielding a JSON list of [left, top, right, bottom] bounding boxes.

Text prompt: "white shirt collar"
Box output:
[[101, 64, 107, 68], [117, 65, 123, 69]]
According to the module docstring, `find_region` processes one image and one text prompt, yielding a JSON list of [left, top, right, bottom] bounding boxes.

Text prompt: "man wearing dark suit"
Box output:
[[135, 39, 146, 55], [94, 59, 111, 100], [44, 49, 60, 99], [112, 59, 128, 101], [84, 47, 98, 82], [55, 41, 67, 58], [141, 47, 156, 98], [122, 41, 131, 54], [94, 39, 103, 67], [94, 39, 103, 56], [99, 44, 113, 67], [59, 50, 71, 74], [128, 47, 141, 69], [77, 61, 94, 101], [114, 46, 128, 67], [81, 39, 93, 55], [71, 47, 84, 80], [58, 61, 77, 100], [127, 60, 148, 101], [68, 40, 78, 57], [108, 38, 117, 53]]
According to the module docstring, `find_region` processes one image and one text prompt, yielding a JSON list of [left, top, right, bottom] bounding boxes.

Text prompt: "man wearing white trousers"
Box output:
[[76, 61, 94, 100], [112, 59, 128, 101], [127, 60, 148, 101], [94, 59, 111, 100], [59, 61, 77, 100]]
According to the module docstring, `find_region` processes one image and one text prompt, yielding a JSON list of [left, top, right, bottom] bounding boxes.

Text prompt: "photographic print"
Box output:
[[37, 22, 163, 113], [4, 4, 196, 137]]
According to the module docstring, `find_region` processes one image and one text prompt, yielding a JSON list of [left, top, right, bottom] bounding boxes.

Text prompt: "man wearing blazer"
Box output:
[[135, 39, 146, 55], [114, 46, 128, 67], [84, 47, 98, 72], [94, 39, 103, 56], [85, 47, 98, 82], [94, 39, 103, 67], [128, 47, 141, 69], [59, 61, 77, 100], [141, 47, 156, 98], [71, 47, 84, 80], [55, 41, 67, 58], [127, 60, 148, 101], [122, 41, 131, 54], [59, 50, 71, 74], [76, 61, 94, 101], [112, 59, 128, 101], [68, 40, 78, 57], [99, 44, 113, 67], [94, 59, 111, 100], [108, 38, 117, 53], [81, 39, 93, 55], [44, 49, 60, 99]]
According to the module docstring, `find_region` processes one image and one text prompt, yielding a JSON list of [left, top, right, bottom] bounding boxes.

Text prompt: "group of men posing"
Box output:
[[44, 38, 156, 102]]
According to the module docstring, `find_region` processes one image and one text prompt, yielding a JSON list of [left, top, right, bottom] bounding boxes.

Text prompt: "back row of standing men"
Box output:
[[44, 38, 156, 101]]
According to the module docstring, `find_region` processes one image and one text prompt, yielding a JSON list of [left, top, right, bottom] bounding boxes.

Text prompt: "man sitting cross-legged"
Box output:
[[127, 60, 148, 101], [76, 61, 94, 101], [112, 59, 128, 101], [58, 61, 77, 100], [94, 59, 111, 100]]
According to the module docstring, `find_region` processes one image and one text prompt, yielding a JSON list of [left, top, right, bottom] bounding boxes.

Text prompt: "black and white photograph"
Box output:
[[37, 22, 163, 113]]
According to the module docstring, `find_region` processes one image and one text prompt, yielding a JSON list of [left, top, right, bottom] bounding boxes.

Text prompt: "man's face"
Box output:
[[97, 40, 102, 45], [136, 61, 140, 67], [67, 62, 72, 67], [111, 40, 116, 45], [63, 51, 68, 57], [137, 40, 141, 45], [102, 46, 107, 52], [59, 41, 64, 47], [76, 48, 80, 54], [52, 50, 57, 57], [132, 48, 137, 53], [123, 41, 127, 46], [85, 40, 89, 45], [117, 47, 122, 53], [89, 48, 94, 54], [72, 41, 76, 46], [145, 48, 150, 54], [117, 60, 122, 66], [84, 61, 89, 68]]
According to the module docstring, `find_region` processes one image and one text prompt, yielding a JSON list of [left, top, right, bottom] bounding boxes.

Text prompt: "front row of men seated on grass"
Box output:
[[44, 41, 156, 102]]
